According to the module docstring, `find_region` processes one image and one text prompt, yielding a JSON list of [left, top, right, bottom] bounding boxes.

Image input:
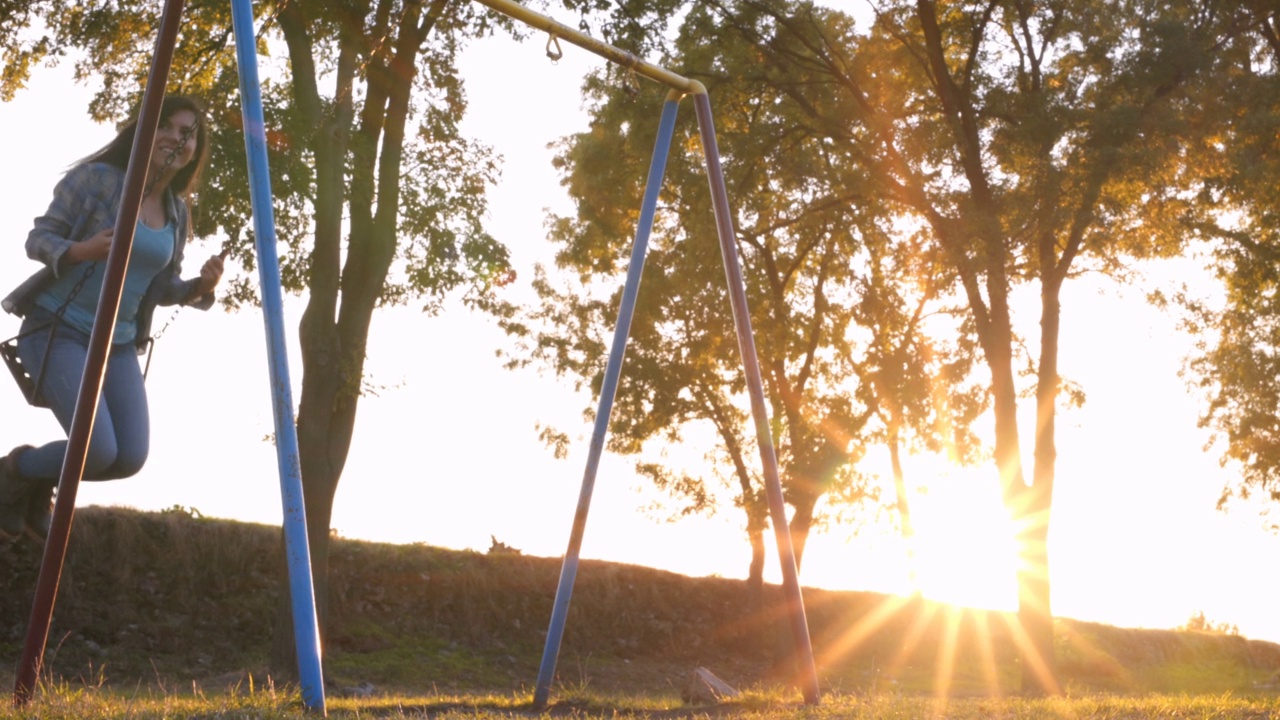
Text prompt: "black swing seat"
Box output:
[[2, 325, 155, 408], [0, 334, 45, 408]]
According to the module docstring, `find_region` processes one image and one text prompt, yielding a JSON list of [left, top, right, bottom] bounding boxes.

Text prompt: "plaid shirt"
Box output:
[[2, 162, 214, 350]]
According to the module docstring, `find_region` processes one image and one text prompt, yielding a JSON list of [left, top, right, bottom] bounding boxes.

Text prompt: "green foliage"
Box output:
[[502, 0, 992, 579], [0, 0, 517, 354], [0, 5, 523, 639], [1181, 611, 1242, 637], [1170, 11, 1280, 520], [502, 0, 1267, 692], [0, 0, 529, 663]]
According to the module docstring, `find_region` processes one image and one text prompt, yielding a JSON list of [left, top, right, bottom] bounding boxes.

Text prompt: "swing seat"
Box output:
[[0, 336, 45, 408]]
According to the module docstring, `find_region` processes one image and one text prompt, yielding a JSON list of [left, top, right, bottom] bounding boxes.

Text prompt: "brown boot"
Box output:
[[24, 464, 54, 541], [0, 446, 34, 539]]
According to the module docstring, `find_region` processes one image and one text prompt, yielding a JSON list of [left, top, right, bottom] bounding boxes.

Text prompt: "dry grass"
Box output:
[[0, 505, 1278, 711], [0, 685, 1277, 719]]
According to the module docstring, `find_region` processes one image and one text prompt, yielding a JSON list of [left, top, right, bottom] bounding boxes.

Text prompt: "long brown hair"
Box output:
[[80, 94, 210, 199]]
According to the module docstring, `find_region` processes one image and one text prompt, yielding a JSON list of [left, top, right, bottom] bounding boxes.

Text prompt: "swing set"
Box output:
[[5, 0, 822, 713]]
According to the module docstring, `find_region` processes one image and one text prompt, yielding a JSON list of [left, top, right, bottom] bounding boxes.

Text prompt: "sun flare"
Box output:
[[908, 468, 1020, 612], [804, 460, 1041, 699]]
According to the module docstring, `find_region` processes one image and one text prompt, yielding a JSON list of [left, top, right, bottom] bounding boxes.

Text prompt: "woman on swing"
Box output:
[[0, 94, 224, 542]]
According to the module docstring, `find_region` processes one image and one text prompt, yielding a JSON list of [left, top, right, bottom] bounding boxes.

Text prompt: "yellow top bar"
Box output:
[[471, 0, 705, 96]]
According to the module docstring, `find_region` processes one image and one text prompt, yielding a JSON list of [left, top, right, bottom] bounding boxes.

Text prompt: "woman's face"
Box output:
[[152, 108, 199, 173]]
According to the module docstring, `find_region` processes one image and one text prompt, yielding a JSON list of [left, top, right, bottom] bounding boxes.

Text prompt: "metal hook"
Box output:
[[545, 33, 563, 63]]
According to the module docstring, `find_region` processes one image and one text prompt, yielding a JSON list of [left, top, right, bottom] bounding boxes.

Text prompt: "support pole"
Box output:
[[469, 0, 819, 706], [532, 95, 682, 710], [692, 90, 821, 705], [228, 0, 326, 713], [13, 0, 186, 704]]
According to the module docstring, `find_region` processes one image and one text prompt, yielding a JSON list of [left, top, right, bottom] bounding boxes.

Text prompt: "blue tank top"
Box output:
[[35, 221, 176, 344]]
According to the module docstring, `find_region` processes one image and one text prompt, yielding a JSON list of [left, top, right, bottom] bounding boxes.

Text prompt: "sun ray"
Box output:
[[885, 596, 942, 682], [931, 603, 963, 711], [970, 609, 1004, 697], [1056, 621, 1136, 690], [814, 592, 916, 677], [999, 610, 1063, 695]]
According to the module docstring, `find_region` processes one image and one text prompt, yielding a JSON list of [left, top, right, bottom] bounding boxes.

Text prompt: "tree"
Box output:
[[502, 1, 983, 600], [686, 0, 1240, 694], [534, 0, 1246, 694], [1171, 3, 1280, 522], [0, 0, 515, 673]]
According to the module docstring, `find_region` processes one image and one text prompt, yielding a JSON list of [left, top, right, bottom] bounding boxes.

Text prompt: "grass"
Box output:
[[0, 506, 1278, 717], [0, 686, 1278, 719]]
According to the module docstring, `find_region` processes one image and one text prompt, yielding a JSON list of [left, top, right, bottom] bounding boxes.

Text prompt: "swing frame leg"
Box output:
[[529, 87, 821, 709], [13, 0, 187, 705]]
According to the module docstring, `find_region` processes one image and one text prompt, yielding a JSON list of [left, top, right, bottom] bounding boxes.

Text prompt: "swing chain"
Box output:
[[132, 118, 208, 354], [50, 266, 97, 327], [144, 116, 200, 201], [55, 116, 200, 331], [2, 115, 202, 406]]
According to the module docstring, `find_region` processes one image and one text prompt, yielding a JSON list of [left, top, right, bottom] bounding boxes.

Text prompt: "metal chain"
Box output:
[[134, 117, 209, 347], [6, 106, 204, 404], [361, 4, 412, 73], [48, 263, 98, 327], [150, 245, 227, 345], [325, 2, 415, 108], [143, 115, 200, 204], [54, 115, 202, 319]]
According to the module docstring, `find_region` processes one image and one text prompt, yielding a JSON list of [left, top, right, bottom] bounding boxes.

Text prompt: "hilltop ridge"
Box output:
[[1, 506, 1276, 697]]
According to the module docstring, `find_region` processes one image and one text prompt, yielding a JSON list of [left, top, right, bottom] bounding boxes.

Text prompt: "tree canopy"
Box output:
[[508, 0, 1265, 694], [502, 0, 990, 599], [0, 0, 519, 672], [4, 0, 1278, 695], [1172, 2, 1280, 522]]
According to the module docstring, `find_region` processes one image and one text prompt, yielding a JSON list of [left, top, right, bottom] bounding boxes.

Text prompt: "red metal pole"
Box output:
[[692, 89, 821, 705], [13, 0, 187, 704]]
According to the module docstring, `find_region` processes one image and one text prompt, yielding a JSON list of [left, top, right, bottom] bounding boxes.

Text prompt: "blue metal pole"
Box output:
[[691, 90, 820, 705], [228, 0, 326, 713], [13, 0, 186, 705], [532, 94, 682, 710]]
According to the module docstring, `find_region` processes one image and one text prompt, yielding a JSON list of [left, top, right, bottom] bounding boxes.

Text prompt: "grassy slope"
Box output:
[[1, 506, 1277, 701]]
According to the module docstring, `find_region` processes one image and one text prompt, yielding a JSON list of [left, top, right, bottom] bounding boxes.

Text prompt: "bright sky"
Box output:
[[1, 17, 1279, 651]]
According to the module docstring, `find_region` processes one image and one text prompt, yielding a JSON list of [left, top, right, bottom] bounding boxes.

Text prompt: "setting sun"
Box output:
[[907, 468, 1020, 612], [3, 2, 1280, 714]]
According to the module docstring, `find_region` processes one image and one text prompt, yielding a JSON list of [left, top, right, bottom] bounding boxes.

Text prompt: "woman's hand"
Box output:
[[194, 254, 224, 297], [64, 228, 114, 264]]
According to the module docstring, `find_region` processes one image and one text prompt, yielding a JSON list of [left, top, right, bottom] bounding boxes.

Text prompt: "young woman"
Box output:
[[0, 94, 224, 541]]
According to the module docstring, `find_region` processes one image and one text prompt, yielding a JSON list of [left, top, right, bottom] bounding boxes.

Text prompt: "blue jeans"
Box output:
[[13, 310, 149, 481]]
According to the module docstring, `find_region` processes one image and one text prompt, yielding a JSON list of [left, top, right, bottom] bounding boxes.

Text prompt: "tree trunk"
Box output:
[[1015, 501, 1055, 694], [767, 493, 816, 681], [746, 509, 766, 600], [887, 425, 919, 593], [1018, 269, 1065, 695], [268, 0, 434, 676], [703, 388, 768, 598], [267, 0, 357, 677], [788, 495, 816, 574], [982, 271, 1061, 694], [913, 3, 1059, 692]]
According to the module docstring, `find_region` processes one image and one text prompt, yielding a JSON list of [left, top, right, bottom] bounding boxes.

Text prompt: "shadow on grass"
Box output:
[[340, 698, 768, 718]]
